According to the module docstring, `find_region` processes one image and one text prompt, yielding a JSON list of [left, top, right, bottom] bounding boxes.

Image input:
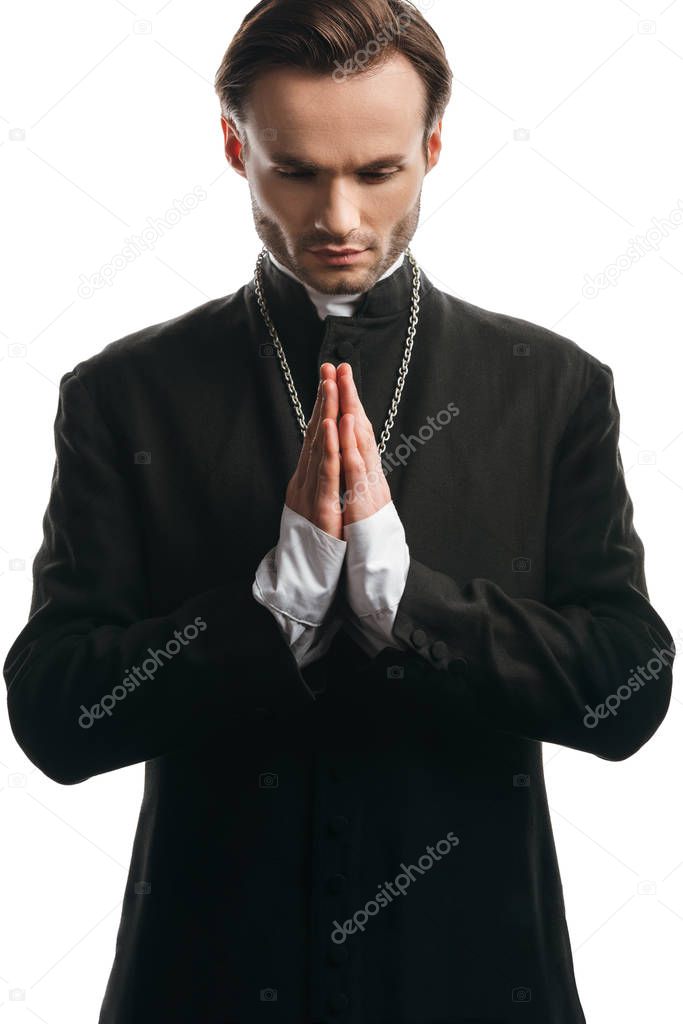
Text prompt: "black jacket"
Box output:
[[4, 252, 675, 1023]]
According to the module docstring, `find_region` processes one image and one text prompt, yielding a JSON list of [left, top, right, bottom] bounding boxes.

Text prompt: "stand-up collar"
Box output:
[[251, 247, 432, 342], [268, 249, 406, 320]]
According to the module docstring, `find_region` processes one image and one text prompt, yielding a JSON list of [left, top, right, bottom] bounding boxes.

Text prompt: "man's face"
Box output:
[[221, 51, 442, 294]]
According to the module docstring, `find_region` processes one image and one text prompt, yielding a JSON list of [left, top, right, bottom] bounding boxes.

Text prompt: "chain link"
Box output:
[[253, 246, 422, 457]]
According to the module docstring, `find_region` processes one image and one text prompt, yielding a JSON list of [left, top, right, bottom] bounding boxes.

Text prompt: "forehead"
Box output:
[[246, 51, 425, 150]]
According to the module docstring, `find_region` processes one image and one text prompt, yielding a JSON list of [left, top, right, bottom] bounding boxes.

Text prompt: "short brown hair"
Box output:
[[214, 0, 453, 161]]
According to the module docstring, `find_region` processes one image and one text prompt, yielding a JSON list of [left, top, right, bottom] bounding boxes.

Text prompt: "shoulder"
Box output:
[[426, 282, 612, 424], [60, 289, 245, 397], [442, 288, 606, 376]]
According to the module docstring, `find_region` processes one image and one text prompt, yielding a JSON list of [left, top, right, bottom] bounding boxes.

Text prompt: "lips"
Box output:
[[309, 248, 366, 255], [309, 248, 369, 266]]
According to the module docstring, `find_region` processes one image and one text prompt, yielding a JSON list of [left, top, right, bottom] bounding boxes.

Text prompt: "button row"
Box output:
[[327, 944, 348, 965], [410, 628, 469, 675], [324, 742, 351, 1018], [327, 814, 349, 836], [327, 991, 350, 1013], [335, 340, 354, 362], [326, 872, 346, 895]]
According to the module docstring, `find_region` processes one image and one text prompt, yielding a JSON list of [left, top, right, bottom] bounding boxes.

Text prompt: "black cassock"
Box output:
[[4, 252, 675, 1023]]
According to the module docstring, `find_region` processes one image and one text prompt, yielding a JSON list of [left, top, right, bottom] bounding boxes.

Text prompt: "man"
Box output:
[[4, 1, 675, 1022]]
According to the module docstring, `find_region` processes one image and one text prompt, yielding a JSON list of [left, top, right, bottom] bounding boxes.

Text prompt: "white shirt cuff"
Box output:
[[255, 504, 346, 626], [342, 501, 410, 654], [252, 505, 347, 668]]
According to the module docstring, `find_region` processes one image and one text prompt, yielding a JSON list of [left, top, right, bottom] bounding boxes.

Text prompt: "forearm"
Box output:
[[391, 555, 675, 760]]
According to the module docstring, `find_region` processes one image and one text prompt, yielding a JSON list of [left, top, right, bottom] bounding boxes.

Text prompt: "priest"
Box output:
[[4, 2, 675, 1022]]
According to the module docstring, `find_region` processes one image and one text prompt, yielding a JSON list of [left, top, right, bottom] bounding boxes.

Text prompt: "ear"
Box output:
[[221, 117, 248, 179], [425, 120, 443, 174]]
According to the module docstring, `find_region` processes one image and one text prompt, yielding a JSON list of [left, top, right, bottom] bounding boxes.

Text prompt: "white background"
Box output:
[[1, 1, 682, 1021]]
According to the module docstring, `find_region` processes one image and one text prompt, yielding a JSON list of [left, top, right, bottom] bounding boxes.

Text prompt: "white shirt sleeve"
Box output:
[[252, 504, 347, 669], [342, 500, 411, 658], [252, 500, 411, 668]]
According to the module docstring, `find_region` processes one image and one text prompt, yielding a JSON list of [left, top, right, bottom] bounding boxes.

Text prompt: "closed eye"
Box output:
[[275, 170, 398, 183]]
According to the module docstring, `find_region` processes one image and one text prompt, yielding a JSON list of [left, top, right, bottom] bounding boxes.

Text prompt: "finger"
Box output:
[[294, 378, 323, 488], [339, 413, 366, 501], [295, 364, 336, 487], [314, 416, 342, 511], [304, 372, 339, 484], [336, 363, 373, 433], [336, 363, 380, 473], [309, 364, 338, 449]]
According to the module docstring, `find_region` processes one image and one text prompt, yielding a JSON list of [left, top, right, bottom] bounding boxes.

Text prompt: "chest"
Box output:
[[119, 326, 557, 612]]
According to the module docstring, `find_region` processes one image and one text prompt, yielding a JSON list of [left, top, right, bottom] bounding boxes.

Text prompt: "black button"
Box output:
[[336, 341, 354, 361], [328, 814, 349, 836], [450, 656, 469, 675], [327, 944, 349, 965], [411, 628, 427, 648], [327, 991, 350, 1013], [327, 873, 347, 895], [431, 640, 448, 660]]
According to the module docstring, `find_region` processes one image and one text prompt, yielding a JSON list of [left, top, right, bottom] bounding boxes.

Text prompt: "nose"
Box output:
[[313, 179, 362, 239]]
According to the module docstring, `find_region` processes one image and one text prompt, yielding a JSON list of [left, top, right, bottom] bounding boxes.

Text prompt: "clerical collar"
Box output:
[[249, 245, 434, 356], [267, 249, 407, 321]]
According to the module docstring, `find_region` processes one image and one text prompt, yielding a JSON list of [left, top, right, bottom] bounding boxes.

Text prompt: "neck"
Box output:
[[267, 249, 406, 321]]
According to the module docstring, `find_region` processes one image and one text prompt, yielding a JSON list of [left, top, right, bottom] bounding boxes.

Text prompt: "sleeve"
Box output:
[[390, 364, 675, 761], [252, 503, 347, 668], [3, 370, 319, 786], [342, 500, 412, 658]]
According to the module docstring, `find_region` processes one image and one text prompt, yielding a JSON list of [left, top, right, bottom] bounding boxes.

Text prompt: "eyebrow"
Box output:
[[269, 152, 407, 172]]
